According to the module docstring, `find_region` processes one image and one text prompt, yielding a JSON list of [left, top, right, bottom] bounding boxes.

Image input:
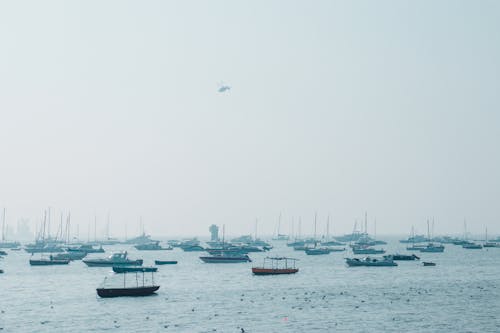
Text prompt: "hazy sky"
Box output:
[[1, 1, 499, 239]]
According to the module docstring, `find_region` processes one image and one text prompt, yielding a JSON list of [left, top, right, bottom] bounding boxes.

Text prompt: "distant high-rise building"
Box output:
[[209, 224, 219, 241]]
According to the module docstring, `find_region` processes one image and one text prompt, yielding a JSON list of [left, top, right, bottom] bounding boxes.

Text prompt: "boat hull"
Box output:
[[252, 268, 298, 275], [154, 260, 178, 265], [112, 266, 157, 273], [29, 259, 70, 266], [83, 259, 143, 267], [96, 286, 160, 298], [199, 256, 251, 263]]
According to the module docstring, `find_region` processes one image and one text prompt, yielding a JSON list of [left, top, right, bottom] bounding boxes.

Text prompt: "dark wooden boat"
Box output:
[[252, 257, 299, 275], [96, 270, 160, 298], [0, 269, 4, 274], [154, 260, 178, 265], [96, 286, 159, 298], [113, 266, 157, 273], [423, 262, 436, 266], [0, 250, 7, 256]]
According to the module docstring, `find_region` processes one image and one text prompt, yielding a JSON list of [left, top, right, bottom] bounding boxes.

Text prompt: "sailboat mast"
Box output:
[[364, 211, 368, 235], [326, 215, 330, 240], [314, 212, 317, 240], [277, 212, 281, 237], [254, 219, 258, 241], [1, 208, 5, 242]]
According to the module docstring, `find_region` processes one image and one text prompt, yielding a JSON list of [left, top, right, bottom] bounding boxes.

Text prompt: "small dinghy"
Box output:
[[423, 262, 436, 266], [112, 266, 157, 273], [154, 260, 178, 265]]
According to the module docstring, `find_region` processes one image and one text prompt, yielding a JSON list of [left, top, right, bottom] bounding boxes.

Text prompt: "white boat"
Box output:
[[345, 256, 397, 267]]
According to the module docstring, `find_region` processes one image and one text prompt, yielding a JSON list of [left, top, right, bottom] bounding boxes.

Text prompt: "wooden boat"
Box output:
[[252, 257, 299, 275], [96, 271, 159, 298], [113, 266, 157, 273], [97, 286, 159, 297], [154, 260, 178, 265], [0, 250, 7, 256], [423, 262, 436, 266]]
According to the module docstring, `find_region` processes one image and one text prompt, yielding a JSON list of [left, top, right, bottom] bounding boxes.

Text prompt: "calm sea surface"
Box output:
[[1, 237, 499, 332]]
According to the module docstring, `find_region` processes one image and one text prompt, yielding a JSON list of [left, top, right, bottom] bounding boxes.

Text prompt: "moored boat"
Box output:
[[199, 254, 251, 263], [154, 260, 178, 265], [53, 251, 87, 261], [305, 248, 331, 255], [30, 256, 70, 266], [252, 257, 299, 275], [135, 241, 172, 251], [112, 266, 157, 273], [96, 271, 159, 298], [423, 262, 436, 266], [83, 251, 143, 267], [345, 256, 397, 267], [385, 254, 420, 261]]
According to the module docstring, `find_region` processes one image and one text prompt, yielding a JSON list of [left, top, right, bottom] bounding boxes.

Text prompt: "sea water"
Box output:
[[1, 238, 499, 332]]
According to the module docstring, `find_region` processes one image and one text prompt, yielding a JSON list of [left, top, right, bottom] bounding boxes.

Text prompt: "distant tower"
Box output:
[[209, 224, 219, 241]]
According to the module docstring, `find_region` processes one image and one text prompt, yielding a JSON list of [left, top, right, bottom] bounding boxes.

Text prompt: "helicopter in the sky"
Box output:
[[218, 82, 231, 93]]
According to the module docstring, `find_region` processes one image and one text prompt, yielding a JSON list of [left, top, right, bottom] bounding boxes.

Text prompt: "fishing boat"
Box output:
[[423, 262, 436, 266], [305, 248, 331, 255], [154, 260, 178, 265], [83, 251, 143, 267], [345, 256, 397, 267], [30, 256, 70, 266], [0, 250, 7, 256], [96, 271, 159, 298], [134, 241, 172, 251], [112, 266, 157, 273], [252, 257, 299, 275]]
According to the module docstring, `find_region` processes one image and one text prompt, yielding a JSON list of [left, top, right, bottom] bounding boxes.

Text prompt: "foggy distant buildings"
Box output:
[[209, 224, 219, 241]]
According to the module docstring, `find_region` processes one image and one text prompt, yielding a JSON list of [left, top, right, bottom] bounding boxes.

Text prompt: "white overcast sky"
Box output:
[[1, 1, 499, 238]]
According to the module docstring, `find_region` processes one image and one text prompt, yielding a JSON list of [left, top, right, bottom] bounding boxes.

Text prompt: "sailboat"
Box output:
[[461, 220, 483, 249], [419, 220, 445, 253], [484, 228, 500, 248], [0, 209, 21, 249], [272, 213, 289, 241]]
